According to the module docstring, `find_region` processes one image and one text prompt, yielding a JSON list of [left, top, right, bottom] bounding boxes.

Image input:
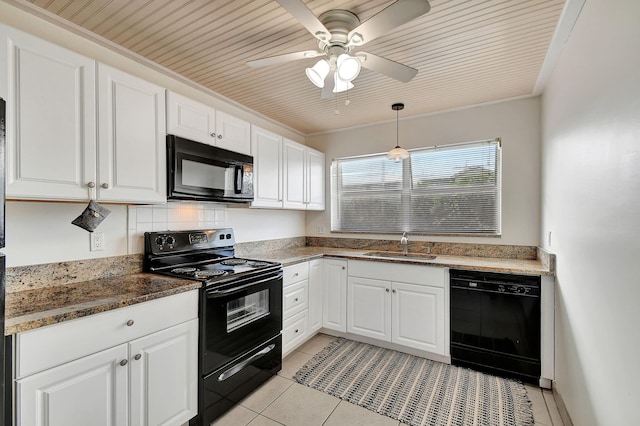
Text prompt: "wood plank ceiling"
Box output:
[[17, 0, 565, 134]]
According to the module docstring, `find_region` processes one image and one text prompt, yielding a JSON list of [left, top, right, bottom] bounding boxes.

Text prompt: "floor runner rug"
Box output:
[[294, 338, 534, 426]]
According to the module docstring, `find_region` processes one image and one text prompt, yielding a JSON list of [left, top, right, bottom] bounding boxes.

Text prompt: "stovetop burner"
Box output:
[[247, 261, 271, 267], [221, 259, 247, 266], [171, 267, 197, 274], [195, 270, 228, 278]]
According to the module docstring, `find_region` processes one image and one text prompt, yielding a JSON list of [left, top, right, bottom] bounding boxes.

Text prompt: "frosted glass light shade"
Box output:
[[305, 59, 330, 88], [386, 146, 410, 162], [333, 73, 354, 93], [336, 54, 361, 81]]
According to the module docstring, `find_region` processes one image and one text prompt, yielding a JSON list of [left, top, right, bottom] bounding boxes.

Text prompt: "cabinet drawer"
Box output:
[[283, 310, 308, 352], [283, 280, 308, 318], [348, 260, 445, 287], [16, 290, 199, 378], [283, 262, 309, 286]]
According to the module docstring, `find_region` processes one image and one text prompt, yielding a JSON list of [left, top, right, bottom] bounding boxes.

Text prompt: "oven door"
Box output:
[[202, 270, 283, 374]]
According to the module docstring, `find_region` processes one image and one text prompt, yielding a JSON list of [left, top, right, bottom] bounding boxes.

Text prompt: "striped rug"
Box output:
[[294, 338, 534, 426]]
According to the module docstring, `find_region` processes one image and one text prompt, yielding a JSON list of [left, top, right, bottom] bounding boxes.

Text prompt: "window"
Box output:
[[331, 139, 501, 235]]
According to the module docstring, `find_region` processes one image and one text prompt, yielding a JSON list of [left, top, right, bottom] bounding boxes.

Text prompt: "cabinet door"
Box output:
[[392, 282, 445, 354], [308, 258, 324, 332], [348, 277, 391, 341], [0, 25, 97, 201], [166, 91, 216, 145], [251, 126, 283, 208], [129, 319, 198, 426], [305, 148, 325, 210], [16, 344, 128, 426], [283, 139, 306, 209], [323, 259, 347, 332], [98, 64, 166, 203], [216, 110, 251, 155]]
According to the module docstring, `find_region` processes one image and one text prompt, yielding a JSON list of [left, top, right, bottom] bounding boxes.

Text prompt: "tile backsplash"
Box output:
[[128, 203, 227, 253]]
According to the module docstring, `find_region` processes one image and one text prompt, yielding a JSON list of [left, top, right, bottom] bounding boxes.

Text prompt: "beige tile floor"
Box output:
[[212, 334, 564, 426]]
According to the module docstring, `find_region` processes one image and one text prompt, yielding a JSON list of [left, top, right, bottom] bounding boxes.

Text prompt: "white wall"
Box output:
[[540, 0, 640, 424], [306, 97, 541, 246], [0, 3, 306, 267]]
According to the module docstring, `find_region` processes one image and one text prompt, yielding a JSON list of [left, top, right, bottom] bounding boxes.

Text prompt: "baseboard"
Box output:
[[552, 383, 574, 426]]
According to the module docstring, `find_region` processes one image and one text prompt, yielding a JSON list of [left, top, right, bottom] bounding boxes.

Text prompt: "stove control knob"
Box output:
[[166, 236, 175, 245], [225, 233, 232, 239], [155, 236, 165, 246]]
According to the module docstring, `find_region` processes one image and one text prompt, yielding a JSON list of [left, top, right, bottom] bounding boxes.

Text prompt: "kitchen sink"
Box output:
[[362, 251, 437, 261]]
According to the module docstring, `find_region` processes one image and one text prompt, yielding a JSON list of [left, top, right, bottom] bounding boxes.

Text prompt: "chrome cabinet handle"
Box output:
[[295, 329, 299, 333], [217, 134, 223, 139], [293, 273, 299, 277], [126, 320, 134, 326], [87, 182, 96, 188], [101, 183, 109, 189], [342, 266, 346, 270], [134, 354, 142, 361], [294, 297, 299, 302], [210, 132, 216, 137], [386, 288, 390, 292], [120, 359, 128, 366], [392, 289, 397, 294]]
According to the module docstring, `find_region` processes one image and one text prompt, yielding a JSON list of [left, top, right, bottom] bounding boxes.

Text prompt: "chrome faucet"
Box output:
[[400, 232, 409, 255]]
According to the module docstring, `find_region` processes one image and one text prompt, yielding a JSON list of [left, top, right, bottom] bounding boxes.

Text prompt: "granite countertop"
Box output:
[[5, 273, 201, 335], [244, 246, 553, 276]]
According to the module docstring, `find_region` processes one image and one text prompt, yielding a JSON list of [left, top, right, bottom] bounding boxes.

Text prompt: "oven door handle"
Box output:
[[206, 272, 283, 297], [217, 343, 276, 382]]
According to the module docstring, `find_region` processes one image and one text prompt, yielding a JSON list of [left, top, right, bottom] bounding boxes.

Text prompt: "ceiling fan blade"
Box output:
[[247, 50, 323, 68], [320, 72, 335, 100], [275, 0, 331, 42], [358, 52, 418, 82], [348, 0, 431, 46]]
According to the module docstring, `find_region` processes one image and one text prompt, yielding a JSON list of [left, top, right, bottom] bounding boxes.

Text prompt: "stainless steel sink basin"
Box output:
[[362, 251, 437, 261]]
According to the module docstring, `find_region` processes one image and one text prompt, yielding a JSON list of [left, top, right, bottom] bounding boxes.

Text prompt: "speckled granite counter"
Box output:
[[5, 274, 201, 335], [244, 246, 554, 276]]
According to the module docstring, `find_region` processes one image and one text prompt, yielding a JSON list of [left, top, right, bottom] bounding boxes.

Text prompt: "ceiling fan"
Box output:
[[247, 0, 431, 98]]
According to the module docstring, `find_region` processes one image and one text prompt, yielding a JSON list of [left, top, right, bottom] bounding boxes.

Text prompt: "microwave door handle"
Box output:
[[234, 165, 242, 194]]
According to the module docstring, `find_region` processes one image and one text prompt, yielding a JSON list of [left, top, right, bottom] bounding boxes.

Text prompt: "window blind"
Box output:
[[331, 139, 501, 235]]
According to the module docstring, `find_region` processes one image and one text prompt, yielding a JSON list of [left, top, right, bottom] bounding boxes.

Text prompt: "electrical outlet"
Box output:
[[91, 232, 105, 251], [316, 225, 325, 234]]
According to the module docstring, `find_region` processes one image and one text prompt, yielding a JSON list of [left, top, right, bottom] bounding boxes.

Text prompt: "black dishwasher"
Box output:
[[450, 269, 541, 383]]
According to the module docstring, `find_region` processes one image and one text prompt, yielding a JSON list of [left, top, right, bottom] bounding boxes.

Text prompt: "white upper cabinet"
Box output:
[[0, 25, 166, 203], [215, 110, 251, 155], [97, 64, 166, 203], [305, 147, 325, 210], [282, 138, 325, 211], [0, 25, 97, 201], [166, 91, 251, 155], [251, 125, 283, 208], [283, 139, 306, 209], [166, 91, 216, 145]]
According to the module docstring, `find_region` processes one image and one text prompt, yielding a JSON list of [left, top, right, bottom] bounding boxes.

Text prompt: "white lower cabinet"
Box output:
[[347, 260, 447, 356], [307, 259, 324, 332], [282, 262, 310, 355], [16, 344, 128, 426], [129, 320, 198, 426], [15, 291, 199, 426], [322, 259, 348, 332]]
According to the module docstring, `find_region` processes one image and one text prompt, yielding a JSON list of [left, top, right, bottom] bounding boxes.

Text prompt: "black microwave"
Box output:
[[167, 135, 254, 203]]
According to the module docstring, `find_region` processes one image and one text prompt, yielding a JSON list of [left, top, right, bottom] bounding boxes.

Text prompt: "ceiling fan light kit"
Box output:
[[306, 59, 330, 88], [387, 102, 410, 162], [248, 0, 431, 98]]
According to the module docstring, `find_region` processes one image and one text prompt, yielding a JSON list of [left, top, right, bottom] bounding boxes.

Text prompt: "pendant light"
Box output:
[[387, 103, 410, 162]]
